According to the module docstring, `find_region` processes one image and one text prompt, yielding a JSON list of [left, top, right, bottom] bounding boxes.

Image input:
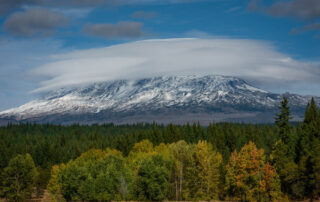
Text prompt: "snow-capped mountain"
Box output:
[[0, 75, 318, 125]]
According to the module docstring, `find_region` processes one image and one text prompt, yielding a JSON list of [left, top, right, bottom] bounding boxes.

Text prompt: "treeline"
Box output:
[[0, 98, 319, 201]]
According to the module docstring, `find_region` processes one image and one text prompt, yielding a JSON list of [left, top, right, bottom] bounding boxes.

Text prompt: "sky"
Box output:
[[0, 0, 320, 111]]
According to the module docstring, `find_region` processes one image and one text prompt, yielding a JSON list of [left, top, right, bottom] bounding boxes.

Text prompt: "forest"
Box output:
[[0, 97, 319, 201]]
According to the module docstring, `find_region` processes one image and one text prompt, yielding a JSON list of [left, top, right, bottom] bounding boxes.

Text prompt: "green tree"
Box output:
[[297, 98, 320, 199], [0, 154, 38, 202], [275, 97, 292, 145], [271, 97, 298, 197], [49, 148, 132, 201], [47, 164, 66, 202], [135, 154, 171, 201], [185, 141, 222, 200], [35, 166, 50, 197], [130, 139, 154, 154]]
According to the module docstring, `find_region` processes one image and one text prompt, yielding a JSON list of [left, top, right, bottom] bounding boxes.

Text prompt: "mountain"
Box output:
[[0, 75, 318, 125]]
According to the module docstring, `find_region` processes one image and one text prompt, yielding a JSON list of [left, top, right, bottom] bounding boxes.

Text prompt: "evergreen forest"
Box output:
[[0, 97, 319, 201]]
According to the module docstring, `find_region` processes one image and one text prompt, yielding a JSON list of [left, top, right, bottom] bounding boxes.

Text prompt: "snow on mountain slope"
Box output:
[[0, 75, 317, 124]]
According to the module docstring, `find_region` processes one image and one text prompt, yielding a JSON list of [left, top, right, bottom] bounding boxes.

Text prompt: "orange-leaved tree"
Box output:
[[225, 141, 281, 201]]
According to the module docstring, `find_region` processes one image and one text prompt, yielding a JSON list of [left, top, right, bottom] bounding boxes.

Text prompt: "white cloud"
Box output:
[[30, 38, 320, 95]]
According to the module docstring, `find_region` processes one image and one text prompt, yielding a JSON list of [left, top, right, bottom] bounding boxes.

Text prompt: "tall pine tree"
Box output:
[[297, 98, 320, 200], [271, 97, 298, 198], [275, 97, 294, 146]]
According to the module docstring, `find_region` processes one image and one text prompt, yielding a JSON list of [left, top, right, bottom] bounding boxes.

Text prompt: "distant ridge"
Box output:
[[0, 75, 319, 125]]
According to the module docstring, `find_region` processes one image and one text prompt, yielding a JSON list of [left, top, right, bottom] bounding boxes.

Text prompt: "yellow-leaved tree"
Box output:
[[47, 164, 66, 202], [261, 162, 282, 201], [168, 140, 193, 200], [185, 140, 222, 200], [225, 141, 281, 202]]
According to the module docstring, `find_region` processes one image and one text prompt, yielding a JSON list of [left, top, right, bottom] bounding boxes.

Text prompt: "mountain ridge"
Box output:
[[0, 75, 318, 125]]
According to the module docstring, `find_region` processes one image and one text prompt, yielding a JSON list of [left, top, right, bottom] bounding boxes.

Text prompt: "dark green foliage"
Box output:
[[275, 97, 292, 144], [296, 98, 320, 200], [135, 154, 171, 201], [0, 154, 38, 201], [271, 97, 299, 197], [35, 166, 50, 197], [274, 97, 296, 159]]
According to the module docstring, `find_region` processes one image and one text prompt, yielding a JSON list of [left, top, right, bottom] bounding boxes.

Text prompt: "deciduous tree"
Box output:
[[225, 142, 274, 201], [1, 154, 38, 202], [135, 154, 171, 201], [185, 141, 222, 200]]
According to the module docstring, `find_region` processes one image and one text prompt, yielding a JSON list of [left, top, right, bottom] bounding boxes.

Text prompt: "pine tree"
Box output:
[[271, 97, 298, 197], [275, 97, 292, 145], [297, 98, 320, 199]]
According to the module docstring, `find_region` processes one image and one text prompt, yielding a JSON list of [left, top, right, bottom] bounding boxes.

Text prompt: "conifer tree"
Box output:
[[297, 98, 320, 199], [271, 97, 298, 197], [275, 97, 292, 145]]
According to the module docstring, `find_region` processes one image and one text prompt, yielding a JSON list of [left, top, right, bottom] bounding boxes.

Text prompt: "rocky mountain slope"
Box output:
[[0, 75, 318, 125]]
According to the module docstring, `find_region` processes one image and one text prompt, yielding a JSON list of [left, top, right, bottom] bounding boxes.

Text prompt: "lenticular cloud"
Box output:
[[31, 38, 320, 93]]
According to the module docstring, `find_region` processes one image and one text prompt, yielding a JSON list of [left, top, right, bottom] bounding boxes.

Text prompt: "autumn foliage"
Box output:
[[225, 142, 281, 201]]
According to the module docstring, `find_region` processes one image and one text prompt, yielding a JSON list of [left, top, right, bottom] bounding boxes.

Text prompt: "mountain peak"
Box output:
[[0, 75, 318, 125]]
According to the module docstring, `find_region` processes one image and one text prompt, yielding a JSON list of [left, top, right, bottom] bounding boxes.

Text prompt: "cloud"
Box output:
[[291, 22, 320, 34], [0, 0, 203, 15], [0, 0, 43, 16], [249, 0, 320, 20], [65, 0, 203, 6], [184, 30, 213, 38], [48, 7, 93, 19], [48, 0, 112, 7], [40, 0, 205, 9], [3, 8, 68, 37], [132, 11, 157, 19], [248, 0, 320, 36], [267, 0, 320, 20], [29, 38, 320, 95], [83, 21, 144, 39], [225, 6, 242, 13], [304, 23, 320, 30], [247, 0, 261, 11]]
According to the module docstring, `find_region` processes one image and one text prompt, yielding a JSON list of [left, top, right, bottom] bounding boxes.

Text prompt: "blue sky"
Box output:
[[0, 0, 320, 111]]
